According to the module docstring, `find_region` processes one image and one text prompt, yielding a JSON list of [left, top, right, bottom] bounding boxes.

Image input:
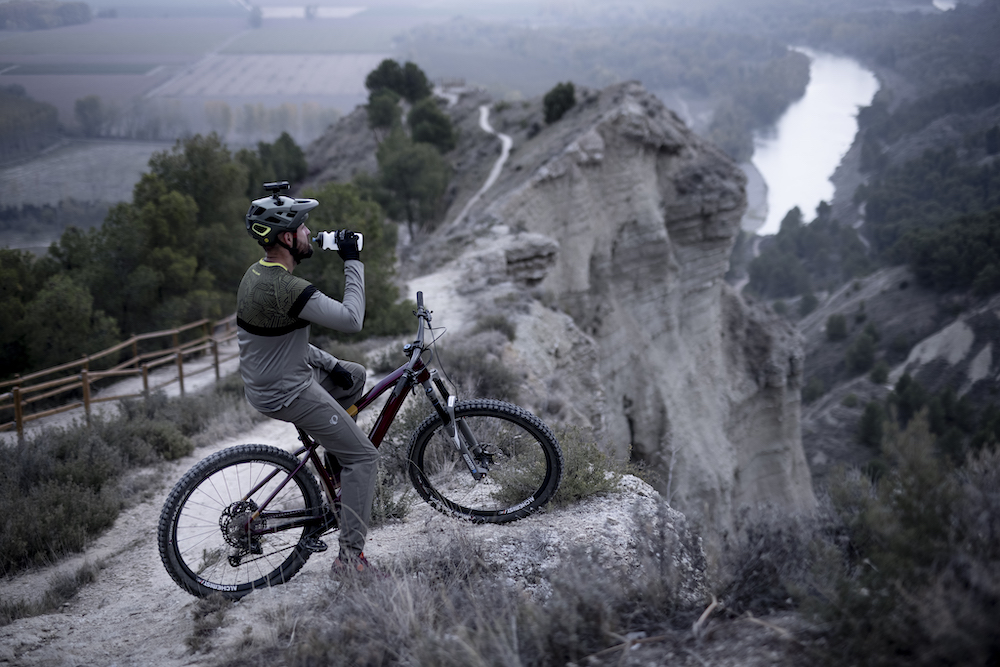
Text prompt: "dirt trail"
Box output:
[[0, 403, 675, 666]]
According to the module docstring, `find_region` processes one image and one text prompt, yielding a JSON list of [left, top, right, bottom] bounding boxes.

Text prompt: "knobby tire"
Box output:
[[406, 399, 563, 523], [157, 444, 325, 599]]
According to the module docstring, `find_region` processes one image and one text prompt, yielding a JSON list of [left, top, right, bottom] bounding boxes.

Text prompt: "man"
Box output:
[[237, 182, 377, 574]]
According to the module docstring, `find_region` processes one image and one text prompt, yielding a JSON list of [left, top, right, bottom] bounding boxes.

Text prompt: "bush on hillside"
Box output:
[[0, 382, 259, 579], [543, 81, 576, 124]]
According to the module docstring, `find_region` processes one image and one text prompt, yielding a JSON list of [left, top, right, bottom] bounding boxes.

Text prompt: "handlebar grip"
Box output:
[[416, 291, 424, 308]]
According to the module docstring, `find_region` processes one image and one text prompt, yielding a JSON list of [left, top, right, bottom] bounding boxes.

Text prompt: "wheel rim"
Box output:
[[414, 412, 554, 518], [171, 459, 313, 592]]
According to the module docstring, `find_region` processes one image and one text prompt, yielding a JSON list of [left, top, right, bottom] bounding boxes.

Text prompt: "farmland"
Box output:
[[0, 1, 546, 252]]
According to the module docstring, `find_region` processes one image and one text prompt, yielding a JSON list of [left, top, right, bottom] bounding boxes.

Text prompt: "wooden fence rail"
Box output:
[[0, 314, 239, 439]]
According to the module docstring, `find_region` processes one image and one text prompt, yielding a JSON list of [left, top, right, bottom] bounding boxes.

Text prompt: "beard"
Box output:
[[290, 236, 315, 263]]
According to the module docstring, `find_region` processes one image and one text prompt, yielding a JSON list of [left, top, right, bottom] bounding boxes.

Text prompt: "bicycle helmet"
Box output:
[[245, 181, 319, 247]]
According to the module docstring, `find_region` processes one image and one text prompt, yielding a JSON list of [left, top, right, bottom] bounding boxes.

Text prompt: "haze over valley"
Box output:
[[2, 0, 1000, 664]]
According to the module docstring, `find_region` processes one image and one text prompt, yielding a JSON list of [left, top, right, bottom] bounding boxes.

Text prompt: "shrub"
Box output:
[[846, 331, 876, 374], [826, 313, 848, 341], [265, 513, 698, 667], [0, 383, 257, 578], [187, 593, 231, 653], [859, 401, 885, 448], [719, 510, 815, 616], [472, 313, 516, 341], [870, 359, 890, 384], [549, 426, 625, 507], [438, 332, 520, 402], [543, 81, 576, 124], [803, 375, 826, 403], [369, 460, 411, 528], [817, 413, 1000, 665], [1, 560, 105, 627]]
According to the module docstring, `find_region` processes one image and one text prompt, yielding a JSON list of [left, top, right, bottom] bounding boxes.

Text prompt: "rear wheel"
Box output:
[[406, 399, 563, 523], [157, 444, 326, 599]]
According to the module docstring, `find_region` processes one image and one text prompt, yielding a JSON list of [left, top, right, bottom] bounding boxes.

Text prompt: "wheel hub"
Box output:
[[220, 500, 264, 562]]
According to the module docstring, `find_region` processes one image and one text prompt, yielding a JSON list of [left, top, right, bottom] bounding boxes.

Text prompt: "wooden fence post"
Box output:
[[212, 339, 220, 380], [142, 364, 149, 399], [177, 351, 185, 397], [13, 385, 23, 440], [82, 369, 91, 425]]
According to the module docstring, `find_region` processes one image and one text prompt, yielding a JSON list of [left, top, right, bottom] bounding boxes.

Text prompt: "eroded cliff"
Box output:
[[313, 81, 816, 548]]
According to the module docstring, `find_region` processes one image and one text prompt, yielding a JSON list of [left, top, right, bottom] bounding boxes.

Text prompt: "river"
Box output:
[[745, 48, 879, 236]]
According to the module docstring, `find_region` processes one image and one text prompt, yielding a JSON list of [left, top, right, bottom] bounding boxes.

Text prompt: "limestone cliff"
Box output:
[[311, 81, 816, 548]]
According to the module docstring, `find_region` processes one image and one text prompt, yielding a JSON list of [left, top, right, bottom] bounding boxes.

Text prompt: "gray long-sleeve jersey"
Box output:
[[236, 258, 365, 412]]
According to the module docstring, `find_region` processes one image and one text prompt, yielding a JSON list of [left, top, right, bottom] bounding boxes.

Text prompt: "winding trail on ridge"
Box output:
[[451, 105, 513, 226]]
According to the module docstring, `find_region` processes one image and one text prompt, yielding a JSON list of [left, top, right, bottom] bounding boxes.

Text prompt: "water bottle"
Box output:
[[313, 231, 363, 252]]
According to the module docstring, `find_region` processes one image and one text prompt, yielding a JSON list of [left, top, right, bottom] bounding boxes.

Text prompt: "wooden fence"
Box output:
[[0, 314, 239, 439]]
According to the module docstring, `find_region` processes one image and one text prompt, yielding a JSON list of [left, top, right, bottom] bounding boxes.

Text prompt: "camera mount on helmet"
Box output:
[[263, 180, 290, 201]]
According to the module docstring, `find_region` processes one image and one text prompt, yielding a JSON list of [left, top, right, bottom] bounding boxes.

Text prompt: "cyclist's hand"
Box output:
[[335, 229, 360, 262], [330, 363, 355, 390]]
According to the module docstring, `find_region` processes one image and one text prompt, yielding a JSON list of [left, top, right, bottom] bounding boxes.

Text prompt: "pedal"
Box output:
[[302, 536, 328, 553]]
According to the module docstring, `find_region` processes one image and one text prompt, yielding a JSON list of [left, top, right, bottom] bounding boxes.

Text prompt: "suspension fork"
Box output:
[[419, 370, 487, 480]]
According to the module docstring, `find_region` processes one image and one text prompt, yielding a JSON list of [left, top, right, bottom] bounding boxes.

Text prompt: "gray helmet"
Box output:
[[245, 181, 319, 246]]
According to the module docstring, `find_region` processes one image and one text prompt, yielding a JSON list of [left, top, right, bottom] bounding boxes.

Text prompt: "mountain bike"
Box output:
[[157, 292, 563, 599]]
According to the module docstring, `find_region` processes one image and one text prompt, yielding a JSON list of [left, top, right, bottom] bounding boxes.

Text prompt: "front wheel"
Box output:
[[157, 444, 326, 599], [407, 399, 563, 523]]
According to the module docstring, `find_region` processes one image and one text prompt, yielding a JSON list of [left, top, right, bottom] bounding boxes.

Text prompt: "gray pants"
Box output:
[[267, 361, 376, 559]]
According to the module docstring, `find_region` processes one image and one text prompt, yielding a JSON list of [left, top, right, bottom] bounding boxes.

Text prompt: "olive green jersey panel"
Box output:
[[236, 260, 318, 336]]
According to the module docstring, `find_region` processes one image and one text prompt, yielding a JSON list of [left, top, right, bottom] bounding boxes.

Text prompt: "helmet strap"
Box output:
[[277, 234, 313, 265]]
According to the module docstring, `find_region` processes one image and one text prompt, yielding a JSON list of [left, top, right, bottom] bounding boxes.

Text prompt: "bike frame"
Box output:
[[241, 292, 475, 537]]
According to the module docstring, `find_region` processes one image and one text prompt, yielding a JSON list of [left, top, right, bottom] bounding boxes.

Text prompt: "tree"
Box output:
[[297, 182, 413, 337], [365, 59, 432, 104], [400, 61, 432, 103], [543, 81, 575, 124], [407, 98, 455, 153], [365, 59, 404, 97], [826, 313, 848, 341], [22, 274, 118, 370], [238, 131, 307, 198], [74, 95, 105, 137], [859, 401, 884, 448], [367, 89, 402, 136], [371, 129, 450, 237], [0, 248, 41, 378], [846, 331, 876, 375]]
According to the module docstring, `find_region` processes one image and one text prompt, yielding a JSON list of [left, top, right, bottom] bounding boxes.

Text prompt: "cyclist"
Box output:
[[237, 183, 377, 574]]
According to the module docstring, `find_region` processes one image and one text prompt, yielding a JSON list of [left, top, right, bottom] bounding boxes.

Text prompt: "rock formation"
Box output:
[[311, 81, 816, 550]]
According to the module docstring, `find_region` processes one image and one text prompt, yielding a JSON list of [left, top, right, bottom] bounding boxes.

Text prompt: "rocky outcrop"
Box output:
[[415, 82, 815, 550], [306, 80, 815, 551]]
